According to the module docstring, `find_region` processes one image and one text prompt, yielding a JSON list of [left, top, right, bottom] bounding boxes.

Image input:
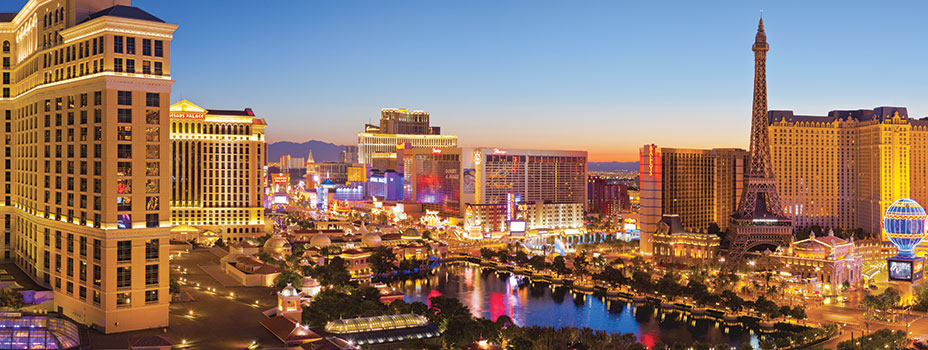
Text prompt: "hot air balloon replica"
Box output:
[[883, 198, 927, 283]]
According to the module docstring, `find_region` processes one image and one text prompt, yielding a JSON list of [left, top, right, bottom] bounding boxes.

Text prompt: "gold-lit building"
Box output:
[[772, 230, 863, 290], [638, 145, 747, 255], [652, 215, 720, 265], [0, 0, 175, 333], [168, 100, 267, 243], [358, 108, 457, 169], [768, 107, 925, 237]]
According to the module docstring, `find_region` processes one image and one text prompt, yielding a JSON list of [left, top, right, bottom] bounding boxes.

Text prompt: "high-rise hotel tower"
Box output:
[[0, 0, 175, 333], [169, 100, 268, 243]]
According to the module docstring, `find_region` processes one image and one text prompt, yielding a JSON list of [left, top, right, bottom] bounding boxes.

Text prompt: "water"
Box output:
[[391, 263, 760, 348]]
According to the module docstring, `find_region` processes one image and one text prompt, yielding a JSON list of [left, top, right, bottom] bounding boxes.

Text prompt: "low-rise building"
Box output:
[[773, 230, 864, 289], [652, 215, 720, 266]]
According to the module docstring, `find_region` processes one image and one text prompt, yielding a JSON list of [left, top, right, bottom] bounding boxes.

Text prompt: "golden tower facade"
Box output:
[[0, 0, 176, 333]]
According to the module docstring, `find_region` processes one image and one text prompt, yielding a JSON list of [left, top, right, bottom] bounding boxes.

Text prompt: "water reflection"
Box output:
[[392, 264, 759, 347]]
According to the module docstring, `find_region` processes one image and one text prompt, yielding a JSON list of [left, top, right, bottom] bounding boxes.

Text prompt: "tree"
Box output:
[[312, 256, 352, 286], [790, 305, 807, 321], [0, 289, 23, 310], [739, 341, 754, 350], [274, 270, 303, 289], [552, 256, 570, 276], [631, 270, 652, 292], [527, 255, 547, 271], [369, 246, 398, 274], [169, 277, 181, 294]]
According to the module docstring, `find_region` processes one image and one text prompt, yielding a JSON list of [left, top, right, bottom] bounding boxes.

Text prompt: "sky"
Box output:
[[4, 1, 928, 162]]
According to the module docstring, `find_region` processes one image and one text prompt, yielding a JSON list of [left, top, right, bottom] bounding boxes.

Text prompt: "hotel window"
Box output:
[[79, 237, 87, 256], [79, 287, 86, 301], [117, 126, 131, 141], [117, 108, 131, 122], [93, 239, 101, 260], [117, 267, 131, 288], [154, 61, 162, 75], [126, 59, 135, 73], [145, 264, 158, 286], [146, 162, 159, 176], [93, 265, 101, 287], [146, 127, 159, 142], [154, 40, 163, 57], [94, 91, 101, 105], [146, 93, 160, 107], [114, 58, 122, 72], [117, 214, 131, 229], [146, 110, 159, 124], [126, 37, 135, 54], [66, 258, 73, 276], [117, 162, 131, 176], [117, 241, 131, 262], [117, 196, 131, 211], [142, 60, 150, 74], [117, 179, 131, 194], [145, 290, 158, 304], [146, 179, 159, 193], [142, 39, 151, 56], [146, 213, 159, 228], [117, 91, 132, 105], [146, 144, 159, 159], [116, 293, 130, 307], [117, 144, 131, 158]]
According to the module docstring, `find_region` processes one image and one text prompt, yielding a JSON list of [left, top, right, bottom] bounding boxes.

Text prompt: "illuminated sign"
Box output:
[[493, 148, 507, 155], [170, 112, 206, 120], [510, 220, 526, 233], [431, 148, 442, 155], [396, 143, 406, 150], [271, 173, 290, 184]]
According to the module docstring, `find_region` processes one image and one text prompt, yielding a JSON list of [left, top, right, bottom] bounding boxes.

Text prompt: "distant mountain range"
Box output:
[[269, 140, 639, 173], [268, 140, 348, 163], [587, 161, 638, 173]]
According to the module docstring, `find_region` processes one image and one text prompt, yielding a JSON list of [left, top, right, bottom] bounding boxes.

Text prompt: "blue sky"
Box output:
[[4, 1, 927, 161]]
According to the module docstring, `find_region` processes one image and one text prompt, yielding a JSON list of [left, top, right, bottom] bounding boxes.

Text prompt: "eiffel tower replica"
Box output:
[[724, 17, 793, 270]]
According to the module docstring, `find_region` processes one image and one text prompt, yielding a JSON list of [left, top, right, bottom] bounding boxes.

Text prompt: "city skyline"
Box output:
[[4, 1, 927, 161]]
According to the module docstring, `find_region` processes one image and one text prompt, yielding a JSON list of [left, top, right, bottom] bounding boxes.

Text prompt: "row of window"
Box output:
[[114, 36, 164, 57]]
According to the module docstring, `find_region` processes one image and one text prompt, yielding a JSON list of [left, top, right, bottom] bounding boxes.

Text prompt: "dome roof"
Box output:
[[362, 233, 382, 248], [310, 234, 332, 248], [280, 283, 299, 297], [263, 234, 292, 254], [402, 228, 421, 239]]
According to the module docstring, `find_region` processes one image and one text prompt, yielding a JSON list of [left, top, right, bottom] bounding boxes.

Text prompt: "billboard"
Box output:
[[463, 169, 475, 194], [510, 220, 526, 233], [888, 256, 924, 282]]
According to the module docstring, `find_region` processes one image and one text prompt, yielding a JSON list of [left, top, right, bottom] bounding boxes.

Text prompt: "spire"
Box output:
[[754, 14, 767, 48]]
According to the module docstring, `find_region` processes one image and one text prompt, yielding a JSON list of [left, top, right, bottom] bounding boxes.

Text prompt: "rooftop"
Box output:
[[82, 5, 164, 24]]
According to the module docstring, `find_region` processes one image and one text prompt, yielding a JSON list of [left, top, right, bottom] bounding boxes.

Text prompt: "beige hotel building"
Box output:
[[0, 0, 175, 333], [768, 107, 928, 238], [169, 100, 268, 243]]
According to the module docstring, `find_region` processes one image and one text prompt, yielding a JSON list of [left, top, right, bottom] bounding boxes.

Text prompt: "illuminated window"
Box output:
[[117, 162, 131, 176], [117, 179, 131, 194], [146, 144, 159, 159], [146, 179, 159, 193], [117, 126, 131, 141], [116, 196, 131, 211], [146, 110, 159, 124], [145, 127, 159, 142], [146, 162, 159, 176]]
